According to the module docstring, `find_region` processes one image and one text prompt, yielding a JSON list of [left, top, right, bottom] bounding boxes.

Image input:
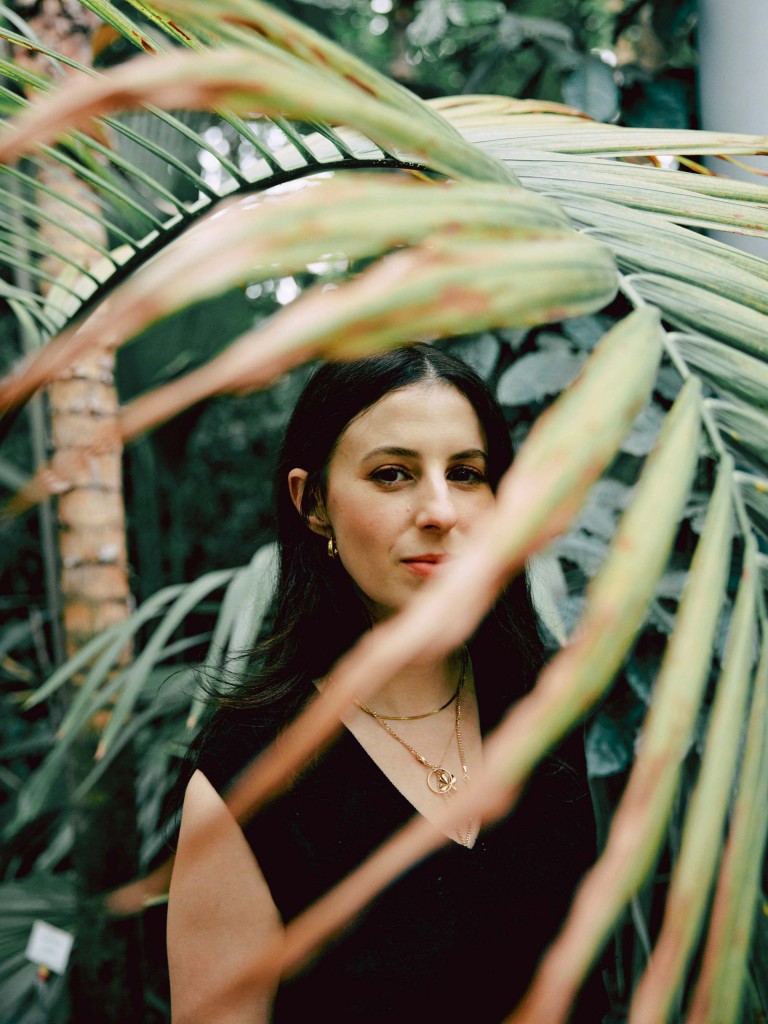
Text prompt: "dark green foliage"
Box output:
[[587, 676, 647, 777], [0, 0, 702, 657], [0, 874, 76, 1024], [269, 0, 697, 127], [0, 4, 713, 1021], [117, 287, 314, 592]]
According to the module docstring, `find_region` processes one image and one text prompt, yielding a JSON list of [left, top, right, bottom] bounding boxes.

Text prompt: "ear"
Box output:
[[287, 468, 330, 537]]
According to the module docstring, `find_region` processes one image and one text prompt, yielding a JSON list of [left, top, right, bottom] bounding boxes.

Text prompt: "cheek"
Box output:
[[333, 502, 396, 548], [326, 485, 405, 560], [461, 489, 495, 523]]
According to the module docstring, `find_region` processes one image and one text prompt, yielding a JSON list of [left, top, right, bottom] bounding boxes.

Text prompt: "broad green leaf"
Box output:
[[513, 459, 733, 1022], [628, 549, 758, 1024], [496, 347, 586, 406], [108, 109, 242, 191], [444, 332, 501, 379], [489, 309, 664, 561], [561, 59, 619, 124], [584, 694, 645, 777], [620, 402, 665, 456]]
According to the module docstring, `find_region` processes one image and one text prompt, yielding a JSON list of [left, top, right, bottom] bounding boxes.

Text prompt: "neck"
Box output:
[[357, 649, 465, 719]]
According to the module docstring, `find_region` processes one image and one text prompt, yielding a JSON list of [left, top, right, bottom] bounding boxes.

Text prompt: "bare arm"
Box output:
[[167, 769, 283, 1024]]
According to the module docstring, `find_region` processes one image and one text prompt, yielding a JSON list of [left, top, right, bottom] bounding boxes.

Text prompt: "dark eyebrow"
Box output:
[[450, 449, 488, 462], [362, 446, 419, 461], [362, 446, 487, 462]]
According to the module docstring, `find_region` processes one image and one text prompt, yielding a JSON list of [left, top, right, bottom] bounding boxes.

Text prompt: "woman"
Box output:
[[167, 344, 606, 1023]]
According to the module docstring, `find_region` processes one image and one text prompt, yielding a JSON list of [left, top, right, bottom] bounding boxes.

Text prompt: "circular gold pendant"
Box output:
[[428, 767, 457, 794]]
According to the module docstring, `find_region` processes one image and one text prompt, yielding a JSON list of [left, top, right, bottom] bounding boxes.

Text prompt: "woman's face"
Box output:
[[313, 382, 496, 621]]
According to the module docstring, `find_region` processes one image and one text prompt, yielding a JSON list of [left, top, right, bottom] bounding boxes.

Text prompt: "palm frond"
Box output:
[[5, 545, 275, 838], [0, 174, 606, 418], [237, 373, 703, 994], [688, 632, 768, 1022], [511, 457, 734, 1019], [628, 551, 757, 1021], [216, 308, 667, 829], [2, 1, 768, 1019]]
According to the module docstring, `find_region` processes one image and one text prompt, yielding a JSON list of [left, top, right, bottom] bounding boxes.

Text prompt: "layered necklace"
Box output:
[[355, 649, 472, 846]]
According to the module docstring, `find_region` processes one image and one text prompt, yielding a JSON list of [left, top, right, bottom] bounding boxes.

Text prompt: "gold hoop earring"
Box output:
[[327, 537, 338, 559]]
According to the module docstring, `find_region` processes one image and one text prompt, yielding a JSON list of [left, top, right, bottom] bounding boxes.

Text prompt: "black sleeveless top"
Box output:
[[196, 668, 607, 1022]]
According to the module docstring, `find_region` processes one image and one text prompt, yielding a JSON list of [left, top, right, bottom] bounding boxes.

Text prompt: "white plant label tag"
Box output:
[[24, 920, 75, 974]]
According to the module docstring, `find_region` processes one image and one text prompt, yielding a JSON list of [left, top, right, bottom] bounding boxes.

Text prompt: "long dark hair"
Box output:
[[165, 344, 548, 832], [219, 343, 545, 718]]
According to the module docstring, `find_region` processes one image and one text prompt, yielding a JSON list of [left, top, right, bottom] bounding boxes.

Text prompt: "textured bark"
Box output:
[[48, 352, 132, 652], [16, 3, 145, 1020]]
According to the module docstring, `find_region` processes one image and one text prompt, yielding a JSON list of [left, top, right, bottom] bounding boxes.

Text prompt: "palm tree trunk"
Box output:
[[15, 4, 145, 1019], [48, 347, 145, 1024]]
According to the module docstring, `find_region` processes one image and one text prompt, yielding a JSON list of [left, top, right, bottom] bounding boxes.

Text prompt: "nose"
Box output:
[[413, 477, 458, 532]]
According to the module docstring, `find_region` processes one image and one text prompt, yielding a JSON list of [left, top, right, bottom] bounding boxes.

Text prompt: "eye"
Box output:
[[448, 465, 488, 484], [370, 465, 411, 485]]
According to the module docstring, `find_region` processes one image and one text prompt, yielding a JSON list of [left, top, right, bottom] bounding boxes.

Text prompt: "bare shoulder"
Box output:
[[168, 769, 283, 1024]]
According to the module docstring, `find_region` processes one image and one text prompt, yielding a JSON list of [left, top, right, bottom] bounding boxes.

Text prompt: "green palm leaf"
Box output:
[[688, 634, 768, 1023], [246, 368, 702, 993], [0, 174, 606, 415], [628, 548, 758, 1022], [2, 1, 768, 1020], [510, 457, 734, 1019]]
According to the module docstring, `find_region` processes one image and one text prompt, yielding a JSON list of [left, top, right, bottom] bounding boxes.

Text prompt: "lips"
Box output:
[[401, 554, 447, 577]]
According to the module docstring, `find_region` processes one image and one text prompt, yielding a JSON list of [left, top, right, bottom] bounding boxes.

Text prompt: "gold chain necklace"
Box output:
[[356, 652, 472, 847], [356, 650, 466, 721]]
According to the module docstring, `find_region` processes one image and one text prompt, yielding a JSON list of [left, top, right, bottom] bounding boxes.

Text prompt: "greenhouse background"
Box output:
[[1, 1, 768, 1021]]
